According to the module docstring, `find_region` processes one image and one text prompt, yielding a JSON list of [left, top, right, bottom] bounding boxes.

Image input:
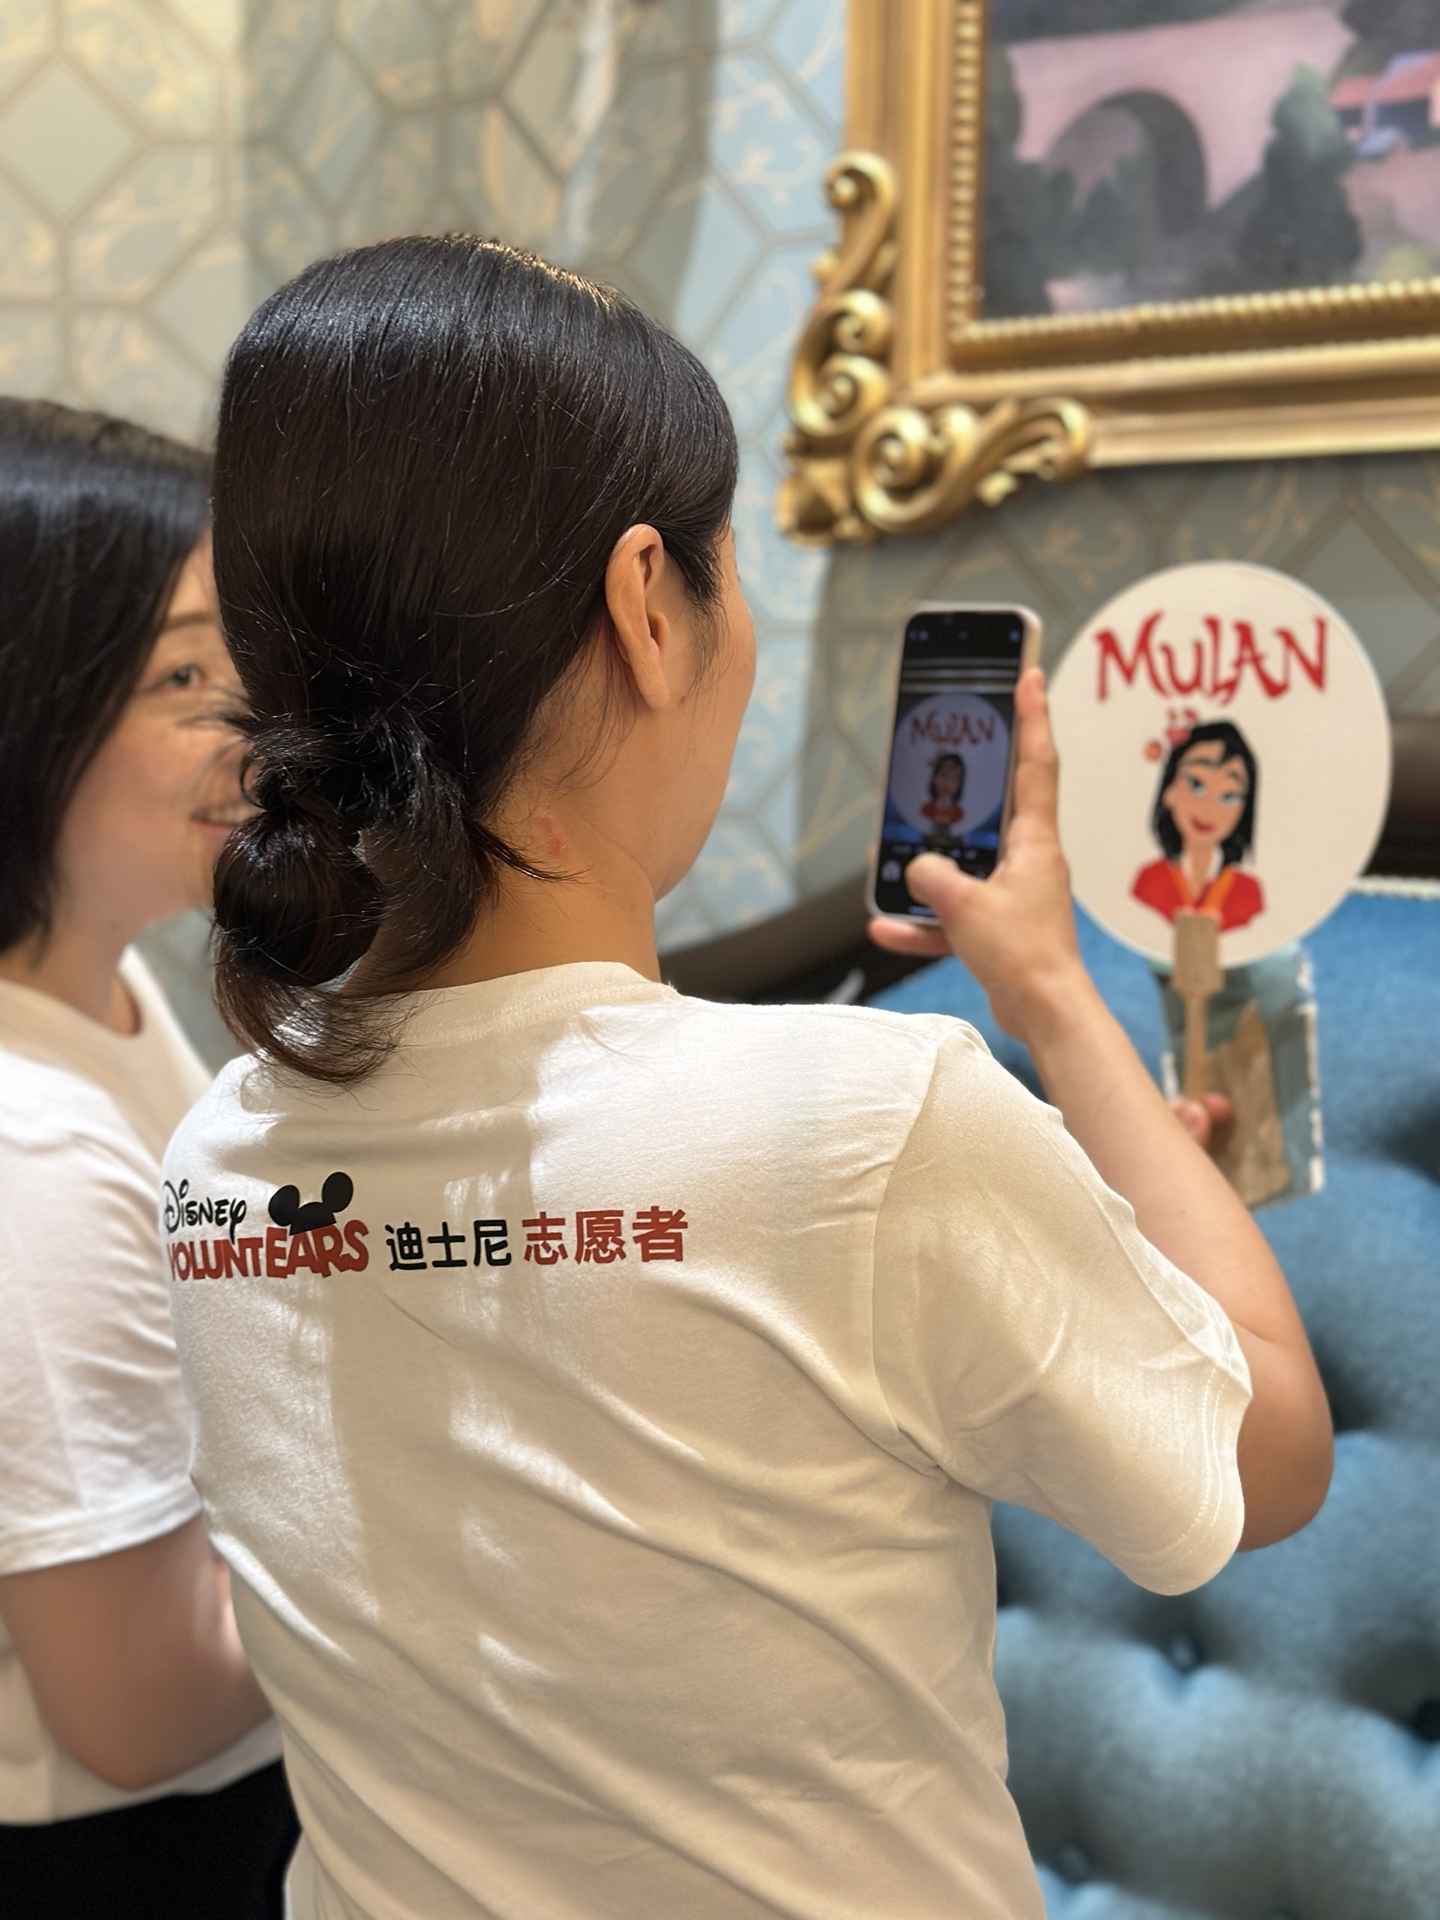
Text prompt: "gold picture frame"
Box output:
[[780, 0, 1440, 543]]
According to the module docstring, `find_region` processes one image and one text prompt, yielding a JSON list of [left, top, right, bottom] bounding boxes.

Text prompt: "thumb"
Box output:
[[1171, 1096, 1213, 1147], [905, 851, 983, 938]]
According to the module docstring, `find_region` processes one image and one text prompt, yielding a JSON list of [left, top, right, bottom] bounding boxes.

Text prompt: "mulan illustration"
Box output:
[[919, 752, 966, 844], [1132, 719, 1265, 932]]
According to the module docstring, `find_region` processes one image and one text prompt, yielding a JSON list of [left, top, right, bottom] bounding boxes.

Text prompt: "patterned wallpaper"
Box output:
[[0, 0, 246, 436], [2, 0, 1438, 958]]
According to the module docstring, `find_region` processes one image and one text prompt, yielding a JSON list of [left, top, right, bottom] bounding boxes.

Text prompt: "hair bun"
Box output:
[[332, 707, 437, 832], [215, 746, 383, 989]]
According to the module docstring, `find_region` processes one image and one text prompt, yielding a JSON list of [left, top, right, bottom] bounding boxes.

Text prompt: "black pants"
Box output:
[[0, 1759, 298, 1920]]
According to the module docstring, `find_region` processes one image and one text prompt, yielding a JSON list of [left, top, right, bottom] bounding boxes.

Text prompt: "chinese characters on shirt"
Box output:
[[384, 1208, 688, 1273]]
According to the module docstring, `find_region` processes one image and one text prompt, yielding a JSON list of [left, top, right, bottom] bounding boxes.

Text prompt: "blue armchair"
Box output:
[[877, 891, 1440, 1920]]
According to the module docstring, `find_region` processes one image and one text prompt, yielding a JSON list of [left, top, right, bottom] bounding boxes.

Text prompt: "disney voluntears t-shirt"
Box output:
[[0, 952, 281, 1824], [163, 963, 1251, 1920]]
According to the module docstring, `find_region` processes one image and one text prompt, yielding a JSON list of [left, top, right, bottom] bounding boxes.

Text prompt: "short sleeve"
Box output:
[[872, 1026, 1251, 1595], [0, 1115, 201, 1575]]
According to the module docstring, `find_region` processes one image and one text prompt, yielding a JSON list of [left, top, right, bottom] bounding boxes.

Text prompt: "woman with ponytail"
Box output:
[[165, 236, 1330, 1920], [0, 401, 295, 1916]]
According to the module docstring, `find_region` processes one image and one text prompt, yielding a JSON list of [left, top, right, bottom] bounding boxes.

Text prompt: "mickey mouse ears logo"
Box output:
[[268, 1171, 354, 1236]]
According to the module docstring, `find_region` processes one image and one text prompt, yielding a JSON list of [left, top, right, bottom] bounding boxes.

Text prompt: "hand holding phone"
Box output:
[[869, 666, 1090, 1050]]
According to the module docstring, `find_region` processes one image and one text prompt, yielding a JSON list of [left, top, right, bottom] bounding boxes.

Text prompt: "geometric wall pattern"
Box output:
[[3, 0, 1439, 957], [0, 0, 248, 438]]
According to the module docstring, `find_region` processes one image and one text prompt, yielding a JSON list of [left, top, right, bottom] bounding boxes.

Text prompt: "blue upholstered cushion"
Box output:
[[873, 893, 1440, 1920]]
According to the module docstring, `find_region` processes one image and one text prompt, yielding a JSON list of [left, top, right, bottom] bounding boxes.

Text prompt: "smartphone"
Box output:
[[867, 603, 1042, 920]]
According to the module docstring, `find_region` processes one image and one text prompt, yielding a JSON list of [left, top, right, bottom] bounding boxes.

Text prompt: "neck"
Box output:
[[0, 910, 138, 1033], [417, 815, 663, 991], [1183, 844, 1214, 894]]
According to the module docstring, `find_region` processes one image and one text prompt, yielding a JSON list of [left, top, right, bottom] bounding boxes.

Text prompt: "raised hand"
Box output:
[[869, 667, 1088, 1047]]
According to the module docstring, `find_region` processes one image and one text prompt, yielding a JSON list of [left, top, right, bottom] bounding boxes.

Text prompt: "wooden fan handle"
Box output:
[[1182, 992, 1209, 1101]]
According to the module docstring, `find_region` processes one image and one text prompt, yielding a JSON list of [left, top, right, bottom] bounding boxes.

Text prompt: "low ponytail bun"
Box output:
[[213, 708, 505, 1080], [215, 781, 382, 987], [212, 724, 388, 1077]]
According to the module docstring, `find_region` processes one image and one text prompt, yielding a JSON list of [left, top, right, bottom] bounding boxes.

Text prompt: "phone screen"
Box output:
[[872, 608, 1027, 917]]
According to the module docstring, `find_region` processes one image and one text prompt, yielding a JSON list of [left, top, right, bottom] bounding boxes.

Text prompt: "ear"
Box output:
[[603, 524, 682, 713], [321, 1171, 354, 1214], [268, 1184, 300, 1228]]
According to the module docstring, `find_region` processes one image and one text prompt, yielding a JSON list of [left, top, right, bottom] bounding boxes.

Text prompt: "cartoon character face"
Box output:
[[929, 754, 965, 802], [1161, 740, 1250, 853]]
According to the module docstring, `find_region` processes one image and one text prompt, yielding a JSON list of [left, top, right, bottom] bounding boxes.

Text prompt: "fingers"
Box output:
[[866, 916, 949, 958], [1169, 1091, 1234, 1150], [1006, 667, 1060, 846], [1171, 1097, 1213, 1146], [867, 853, 978, 958]]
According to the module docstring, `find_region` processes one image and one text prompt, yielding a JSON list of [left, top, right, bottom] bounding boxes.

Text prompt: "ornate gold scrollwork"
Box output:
[[788, 287, 891, 451], [779, 150, 1093, 543], [852, 396, 1092, 535], [779, 152, 898, 542]]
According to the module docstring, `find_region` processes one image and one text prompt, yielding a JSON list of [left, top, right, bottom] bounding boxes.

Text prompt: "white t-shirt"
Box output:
[[0, 951, 282, 1823], [163, 963, 1250, 1920]]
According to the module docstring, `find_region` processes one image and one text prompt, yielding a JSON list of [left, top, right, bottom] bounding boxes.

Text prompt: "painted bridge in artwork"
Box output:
[[1007, 5, 1353, 212]]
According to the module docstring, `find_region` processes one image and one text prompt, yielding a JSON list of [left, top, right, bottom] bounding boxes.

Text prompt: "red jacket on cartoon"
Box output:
[[920, 800, 964, 827], [1131, 859, 1264, 932]]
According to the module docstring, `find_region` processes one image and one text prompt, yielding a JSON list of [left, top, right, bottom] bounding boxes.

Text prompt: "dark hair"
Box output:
[[0, 400, 210, 952], [1152, 720, 1258, 866], [211, 235, 738, 1083], [929, 753, 965, 800]]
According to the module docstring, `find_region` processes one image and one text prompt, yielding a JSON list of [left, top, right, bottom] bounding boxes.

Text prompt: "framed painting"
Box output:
[[780, 0, 1440, 542]]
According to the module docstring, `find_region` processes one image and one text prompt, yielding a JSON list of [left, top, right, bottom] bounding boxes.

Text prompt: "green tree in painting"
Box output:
[[1235, 66, 1362, 288]]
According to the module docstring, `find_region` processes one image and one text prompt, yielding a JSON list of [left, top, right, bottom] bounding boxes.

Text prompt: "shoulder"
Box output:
[[0, 1048, 151, 1177], [0, 1058, 171, 1322], [588, 999, 1012, 1222], [884, 1015, 1068, 1190], [162, 1050, 263, 1164], [664, 994, 985, 1085], [119, 949, 211, 1096], [647, 997, 1001, 1166]]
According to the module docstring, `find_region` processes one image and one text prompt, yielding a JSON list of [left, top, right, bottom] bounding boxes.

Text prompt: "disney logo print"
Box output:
[[163, 1178, 248, 1242]]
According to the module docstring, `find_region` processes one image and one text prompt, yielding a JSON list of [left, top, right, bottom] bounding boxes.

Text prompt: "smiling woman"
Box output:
[[0, 401, 295, 1919], [30, 545, 255, 1022]]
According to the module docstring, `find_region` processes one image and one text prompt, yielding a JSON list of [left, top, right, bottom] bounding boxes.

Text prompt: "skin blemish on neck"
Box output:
[[532, 815, 569, 863]]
